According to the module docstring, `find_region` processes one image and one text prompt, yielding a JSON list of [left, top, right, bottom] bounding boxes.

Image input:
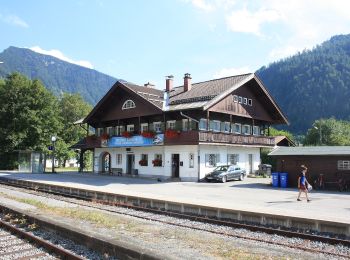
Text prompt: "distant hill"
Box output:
[[0, 46, 118, 104], [257, 34, 350, 134]]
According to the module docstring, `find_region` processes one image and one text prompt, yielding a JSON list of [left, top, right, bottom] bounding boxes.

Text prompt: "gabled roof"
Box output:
[[123, 82, 164, 109], [83, 73, 288, 125], [274, 135, 296, 147], [169, 73, 253, 105], [83, 81, 163, 123], [269, 146, 350, 156]]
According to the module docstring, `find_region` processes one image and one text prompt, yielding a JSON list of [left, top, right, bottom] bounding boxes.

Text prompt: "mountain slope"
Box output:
[[0, 47, 117, 104], [257, 34, 350, 134]]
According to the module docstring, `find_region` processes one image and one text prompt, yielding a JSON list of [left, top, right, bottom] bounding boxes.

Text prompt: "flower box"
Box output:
[[165, 129, 179, 138], [121, 131, 132, 138], [100, 133, 110, 140], [152, 159, 162, 167], [139, 159, 148, 166], [141, 131, 156, 138]]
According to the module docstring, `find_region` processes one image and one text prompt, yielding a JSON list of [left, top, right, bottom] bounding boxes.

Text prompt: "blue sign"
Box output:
[[108, 134, 164, 147]]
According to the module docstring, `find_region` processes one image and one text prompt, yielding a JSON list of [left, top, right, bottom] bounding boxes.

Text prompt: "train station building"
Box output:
[[74, 73, 288, 181]]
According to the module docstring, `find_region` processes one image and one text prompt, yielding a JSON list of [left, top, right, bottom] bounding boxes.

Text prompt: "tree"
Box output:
[[304, 118, 350, 146], [0, 73, 62, 168], [55, 93, 92, 166]]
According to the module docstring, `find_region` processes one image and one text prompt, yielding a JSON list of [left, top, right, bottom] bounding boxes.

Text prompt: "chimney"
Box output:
[[165, 75, 174, 92], [144, 82, 155, 88], [184, 73, 192, 92]]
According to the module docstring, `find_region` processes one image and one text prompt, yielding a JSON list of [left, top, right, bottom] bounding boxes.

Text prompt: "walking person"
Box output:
[[297, 165, 311, 202]]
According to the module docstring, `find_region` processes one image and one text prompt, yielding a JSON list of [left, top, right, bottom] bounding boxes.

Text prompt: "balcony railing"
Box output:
[[198, 131, 275, 146]]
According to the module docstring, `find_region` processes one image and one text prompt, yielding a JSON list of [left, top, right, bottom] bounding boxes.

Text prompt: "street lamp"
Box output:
[[314, 126, 322, 145], [51, 136, 56, 173]]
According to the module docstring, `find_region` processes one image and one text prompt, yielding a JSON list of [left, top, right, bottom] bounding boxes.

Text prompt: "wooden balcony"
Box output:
[[198, 131, 275, 147], [164, 130, 275, 147]]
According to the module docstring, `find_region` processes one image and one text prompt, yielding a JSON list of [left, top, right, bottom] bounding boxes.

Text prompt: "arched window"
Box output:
[[122, 100, 136, 110]]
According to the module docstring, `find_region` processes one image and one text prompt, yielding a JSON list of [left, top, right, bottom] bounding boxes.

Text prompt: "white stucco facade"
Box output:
[[93, 144, 261, 182]]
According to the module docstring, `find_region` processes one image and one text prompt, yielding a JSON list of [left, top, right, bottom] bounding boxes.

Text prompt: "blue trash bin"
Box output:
[[280, 172, 288, 188], [271, 172, 279, 187]]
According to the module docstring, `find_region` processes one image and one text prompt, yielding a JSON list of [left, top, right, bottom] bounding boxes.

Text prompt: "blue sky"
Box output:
[[1, 0, 350, 88]]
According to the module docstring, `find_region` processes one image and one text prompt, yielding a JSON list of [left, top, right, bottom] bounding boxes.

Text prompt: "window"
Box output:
[[210, 120, 221, 132], [233, 95, 238, 102], [116, 154, 122, 165], [238, 96, 243, 104], [127, 124, 134, 132], [182, 119, 189, 131], [338, 160, 350, 170], [233, 123, 241, 134], [97, 128, 104, 136], [224, 122, 230, 133], [153, 122, 162, 133], [153, 154, 163, 167], [115, 126, 125, 136], [140, 154, 148, 166], [122, 100, 136, 110], [243, 125, 251, 135], [248, 99, 252, 106], [189, 153, 194, 168], [107, 127, 114, 136], [205, 154, 220, 167], [167, 120, 176, 130], [227, 154, 239, 165], [243, 97, 248, 105], [199, 118, 208, 131], [141, 123, 148, 133], [253, 126, 260, 135]]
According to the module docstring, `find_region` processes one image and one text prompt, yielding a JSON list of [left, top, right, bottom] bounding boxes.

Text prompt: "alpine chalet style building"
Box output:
[[78, 73, 288, 181]]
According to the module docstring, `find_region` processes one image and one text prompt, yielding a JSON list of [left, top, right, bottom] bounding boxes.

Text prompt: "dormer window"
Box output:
[[122, 100, 136, 110]]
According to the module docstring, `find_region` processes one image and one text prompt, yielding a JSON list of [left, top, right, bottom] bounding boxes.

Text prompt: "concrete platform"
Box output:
[[0, 172, 349, 231]]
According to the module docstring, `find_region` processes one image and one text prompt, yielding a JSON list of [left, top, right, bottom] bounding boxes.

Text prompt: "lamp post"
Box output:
[[314, 126, 322, 145], [51, 136, 56, 173]]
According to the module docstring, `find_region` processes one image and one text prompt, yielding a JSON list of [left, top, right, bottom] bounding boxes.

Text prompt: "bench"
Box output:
[[111, 168, 123, 176]]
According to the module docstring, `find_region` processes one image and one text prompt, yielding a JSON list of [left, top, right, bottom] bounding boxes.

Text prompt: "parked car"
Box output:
[[205, 165, 246, 183]]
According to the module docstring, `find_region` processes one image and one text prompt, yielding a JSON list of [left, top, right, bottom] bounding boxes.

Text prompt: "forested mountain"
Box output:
[[0, 47, 117, 104], [1, 34, 350, 135], [257, 34, 350, 134]]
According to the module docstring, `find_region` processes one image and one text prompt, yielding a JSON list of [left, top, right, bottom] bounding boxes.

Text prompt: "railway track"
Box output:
[[0, 180, 349, 259], [0, 216, 84, 260]]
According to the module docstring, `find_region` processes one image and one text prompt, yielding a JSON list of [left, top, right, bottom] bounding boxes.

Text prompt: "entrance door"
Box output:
[[172, 154, 180, 178], [102, 152, 111, 173], [126, 154, 135, 174], [248, 154, 253, 174]]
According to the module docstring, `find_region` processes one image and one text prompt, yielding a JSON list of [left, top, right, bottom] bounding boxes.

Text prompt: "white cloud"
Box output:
[[29, 46, 94, 69], [0, 14, 29, 28], [191, 0, 214, 12], [226, 8, 281, 36], [213, 66, 251, 78], [265, 0, 350, 61]]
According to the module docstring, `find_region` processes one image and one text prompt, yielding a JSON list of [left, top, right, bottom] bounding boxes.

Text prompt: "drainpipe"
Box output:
[[180, 111, 199, 123]]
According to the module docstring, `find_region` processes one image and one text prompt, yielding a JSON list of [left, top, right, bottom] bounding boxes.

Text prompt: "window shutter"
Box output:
[[175, 120, 182, 131], [220, 122, 225, 132], [190, 120, 197, 130], [149, 123, 154, 132]]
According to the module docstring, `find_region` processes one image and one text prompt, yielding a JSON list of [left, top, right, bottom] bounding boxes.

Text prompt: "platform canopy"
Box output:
[[269, 146, 350, 156]]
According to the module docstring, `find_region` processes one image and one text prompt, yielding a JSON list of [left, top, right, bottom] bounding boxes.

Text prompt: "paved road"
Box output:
[[0, 172, 349, 223]]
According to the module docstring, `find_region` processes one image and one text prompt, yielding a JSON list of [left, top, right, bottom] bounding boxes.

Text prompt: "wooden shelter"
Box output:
[[269, 146, 350, 189]]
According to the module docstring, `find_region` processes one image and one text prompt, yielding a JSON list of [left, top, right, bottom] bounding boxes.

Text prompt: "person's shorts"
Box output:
[[299, 184, 307, 191]]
